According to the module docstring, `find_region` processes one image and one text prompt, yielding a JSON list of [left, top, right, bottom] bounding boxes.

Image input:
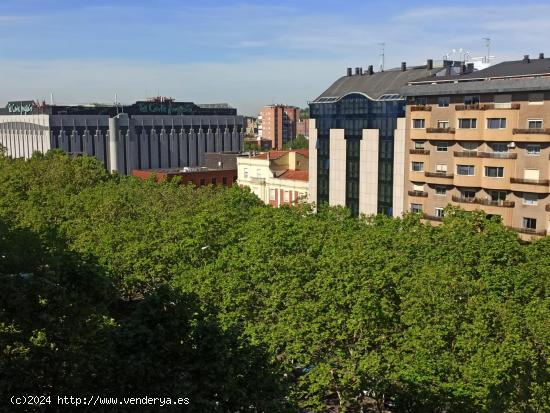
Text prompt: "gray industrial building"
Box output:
[[0, 98, 245, 175]]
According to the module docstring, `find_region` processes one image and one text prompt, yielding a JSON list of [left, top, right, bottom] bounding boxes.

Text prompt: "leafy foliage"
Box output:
[[0, 152, 548, 412]]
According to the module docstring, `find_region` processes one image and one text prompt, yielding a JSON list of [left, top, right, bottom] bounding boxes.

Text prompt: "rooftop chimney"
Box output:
[[401, 61, 407, 71], [467, 63, 474, 73], [539, 52, 545, 59], [359, 67, 363, 75], [427, 59, 433, 70], [367, 65, 374, 75], [346, 67, 352, 76], [355, 67, 360, 75], [523, 54, 530, 63], [460, 64, 466, 74]]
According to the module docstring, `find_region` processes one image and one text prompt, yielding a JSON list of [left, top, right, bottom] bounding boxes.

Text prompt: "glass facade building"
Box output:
[[310, 93, 404, 216]]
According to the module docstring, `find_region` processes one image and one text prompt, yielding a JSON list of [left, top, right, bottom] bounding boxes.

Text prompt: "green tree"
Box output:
[[284, 134, 309, 149]]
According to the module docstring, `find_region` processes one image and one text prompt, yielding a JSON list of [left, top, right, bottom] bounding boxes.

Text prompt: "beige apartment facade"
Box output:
[[237, 150, 308, 206], [402, 54, 550, 238]]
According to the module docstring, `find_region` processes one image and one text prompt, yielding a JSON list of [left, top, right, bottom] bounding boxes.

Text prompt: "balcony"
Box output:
[[425, 172, 454, 179], [510, 177, 549, 186], [410, 105, 432, 112], [507, 226, 547, 237], [409, 149, 430, 155], [408, 190, 428, 197], [423, 213, 443, 222], [454, 151, 481, 158], [455, 103, 520, 111], [513, 128, 550, 135], [427, 127, 455, 134], [249, 177, 266, 184], [452, 195, 515, 208]]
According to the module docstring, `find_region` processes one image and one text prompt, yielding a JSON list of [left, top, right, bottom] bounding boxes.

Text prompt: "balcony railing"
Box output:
[[507, 226, 547, 236], [454, 151, 481, 158], [426, 127, 455, 134], [452, 195, 515, 208], [510, 177, 550, 186], [455, 103, 520, 111], [409, 149, 430, 155], [453, 151, 517, 159], [249, 177, 266, 184], [425, 172, 454, 178], [408, 190, 428, 197], [513, 128, 550, 135], [410, 105, 432, 111], [423, 213, 443, 222]]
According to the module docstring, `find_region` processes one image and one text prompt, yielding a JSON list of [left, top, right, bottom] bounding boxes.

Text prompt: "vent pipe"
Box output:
[[346, 67, 352, 76], [539, 52, 545, 59], [523, 54, 530, 63], [367, 65, 374, 75], [467, 63, 474, 73], [426, 59, 433, 70], [401, 61, 406, 71], [355, 67, 361, 75]]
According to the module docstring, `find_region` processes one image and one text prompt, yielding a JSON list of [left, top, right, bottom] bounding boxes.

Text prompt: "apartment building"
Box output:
[[402, 53, 550, 238], [237, 150, 308, 206], [259, 105, 299, 149]]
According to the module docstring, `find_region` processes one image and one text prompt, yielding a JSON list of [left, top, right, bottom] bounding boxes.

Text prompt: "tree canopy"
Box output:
[[0, 151, 548, 412]]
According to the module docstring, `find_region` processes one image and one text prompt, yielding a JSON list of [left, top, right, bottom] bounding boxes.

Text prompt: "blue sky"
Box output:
[[1, 0, 549, 114]]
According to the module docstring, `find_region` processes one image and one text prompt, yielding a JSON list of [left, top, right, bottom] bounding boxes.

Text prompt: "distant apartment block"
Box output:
[[237, 149, 308, 206], [0, 97, 245, 175], [258, 105, 299, 149], [296, 118, 309, 138], [402, 53, 550, 238]]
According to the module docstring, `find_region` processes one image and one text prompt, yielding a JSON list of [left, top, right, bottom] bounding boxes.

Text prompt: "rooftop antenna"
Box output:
[[378, 42, 385, 71], [50, 93, 54, 105], [482, 37, 491, 63]]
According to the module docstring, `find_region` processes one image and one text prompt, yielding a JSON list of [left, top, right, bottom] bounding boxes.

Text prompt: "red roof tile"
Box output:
[[278, 169, 309, 181]]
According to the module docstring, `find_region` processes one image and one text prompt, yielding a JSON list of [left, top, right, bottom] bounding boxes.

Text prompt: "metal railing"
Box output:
[[409, 149, 430, 155], [408, 190, 428, 197], [510, 177, 550, 186], [512, 128, 550, 135], [426, 127, 455, 134], [425, 172, 454, 178], [452, 195, 515, 208]]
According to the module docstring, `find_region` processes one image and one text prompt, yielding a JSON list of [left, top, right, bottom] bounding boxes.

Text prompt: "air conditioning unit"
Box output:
[[507, 142, 516, 148]]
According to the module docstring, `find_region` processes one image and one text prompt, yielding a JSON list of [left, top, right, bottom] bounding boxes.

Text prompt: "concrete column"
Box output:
[[328, 128, 346, 207], [108, 116, 119, 173], [308, 119, 318, 205], [392, 118, 406, 217], [359, 129, 379, 215]]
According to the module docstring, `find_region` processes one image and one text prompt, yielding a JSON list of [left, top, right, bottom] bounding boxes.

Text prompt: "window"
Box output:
[[487, 118, 507, 129], [435, 207, 444, 218], [457, 164, 475, 176], [284, 191, 290, 203], [222, 177, 227, 185], [436, 164, 448, 172], [199, 178, 206, 186], [523, 193, 538, 206], [243, 168, 248, 178], [414, 141, 425, 149], [412, 119, 425, 129], [414, 96, 427, 105], [211, 177, 217, 184], [435, 186, 447, 196], [524, 169, 540, 180], [527, 144, 541, 156], [410, 203, 423, 213], [523, 217, 537, 230], [485, 166, 504, 178], [490, 190, 507, 202], [528, 119, 543, 129], [269, 189, 276, 201], [464, 95, 480, 105], [458, 118, 477, 129], [491, 143, 508, 153], [411, 161, 424, 172], [528, 93, 544, 105], [437, 120, 449, 129], [494, 94, 512, 108], [461, 189, 477, 199], [437, 96, 450, 107], [436, 141, 448, 152]]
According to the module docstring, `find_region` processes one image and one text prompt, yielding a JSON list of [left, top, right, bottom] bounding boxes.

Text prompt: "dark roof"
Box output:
[[314, 66, 442, 101], [410, 56, 550, 84]]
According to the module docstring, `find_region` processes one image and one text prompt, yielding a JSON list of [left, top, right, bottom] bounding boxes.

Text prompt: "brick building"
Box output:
[[258, 105, 299, 149]]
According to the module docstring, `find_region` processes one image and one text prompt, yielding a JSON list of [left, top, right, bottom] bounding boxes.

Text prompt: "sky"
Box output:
[[0, 0, 549, 115]]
